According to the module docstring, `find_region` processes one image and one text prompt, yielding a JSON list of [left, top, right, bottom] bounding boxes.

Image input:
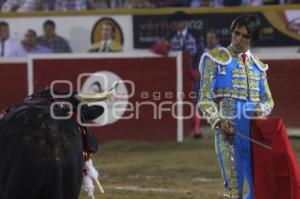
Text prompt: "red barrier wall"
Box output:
[[0, 56, 299, 141], [31, 54, 192, 142], [0, 62, 27, 110], [265, 60, 300, 127]]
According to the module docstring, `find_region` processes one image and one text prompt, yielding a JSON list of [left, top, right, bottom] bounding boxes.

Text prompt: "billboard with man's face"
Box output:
[[91, 17, 124, 46]]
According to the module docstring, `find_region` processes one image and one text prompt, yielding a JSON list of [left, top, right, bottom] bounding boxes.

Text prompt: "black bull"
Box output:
[[0, 90, 104, 199]]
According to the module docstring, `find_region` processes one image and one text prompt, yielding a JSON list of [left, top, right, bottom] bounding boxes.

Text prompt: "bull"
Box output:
[[0, 84, 117, 199]]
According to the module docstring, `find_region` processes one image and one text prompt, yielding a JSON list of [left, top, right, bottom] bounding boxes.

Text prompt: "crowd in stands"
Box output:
[[0, 0, 299, 12], [0, 19, 72, 57], [0, 18, 122, 58]]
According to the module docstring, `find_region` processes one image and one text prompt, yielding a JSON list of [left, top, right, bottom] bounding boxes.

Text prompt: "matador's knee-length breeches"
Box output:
[[215, 100, 255, 199]]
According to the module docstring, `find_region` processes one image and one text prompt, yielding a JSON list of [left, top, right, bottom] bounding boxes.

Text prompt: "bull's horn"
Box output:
[[75, 80, 119, 102]]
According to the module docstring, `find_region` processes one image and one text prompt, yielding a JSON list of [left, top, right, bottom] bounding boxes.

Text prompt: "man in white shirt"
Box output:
[[0, 21, 26, 58]]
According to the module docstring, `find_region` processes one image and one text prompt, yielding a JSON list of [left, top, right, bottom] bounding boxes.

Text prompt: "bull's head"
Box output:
[[75, 81, 118, 121], [50, 81, 119, 122]]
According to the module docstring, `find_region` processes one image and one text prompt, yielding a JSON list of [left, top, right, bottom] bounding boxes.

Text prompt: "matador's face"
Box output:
[[231, 26, 251, 54]]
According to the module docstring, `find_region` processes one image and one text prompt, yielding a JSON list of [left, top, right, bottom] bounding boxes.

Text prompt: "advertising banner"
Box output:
[[133, 10, 300, 49]]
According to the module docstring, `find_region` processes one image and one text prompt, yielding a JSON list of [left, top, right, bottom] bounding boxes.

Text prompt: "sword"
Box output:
[[234, 131, 272, 150]]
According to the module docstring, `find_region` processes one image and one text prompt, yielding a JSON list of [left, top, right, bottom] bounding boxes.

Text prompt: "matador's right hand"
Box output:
[[219, 119, 235, 141]]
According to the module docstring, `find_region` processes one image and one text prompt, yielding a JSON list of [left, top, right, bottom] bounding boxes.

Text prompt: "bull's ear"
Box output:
[[81, 105, 104, 121]]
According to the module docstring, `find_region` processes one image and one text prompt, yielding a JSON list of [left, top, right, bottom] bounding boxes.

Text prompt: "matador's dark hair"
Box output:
[[230, 14, 261, 41]]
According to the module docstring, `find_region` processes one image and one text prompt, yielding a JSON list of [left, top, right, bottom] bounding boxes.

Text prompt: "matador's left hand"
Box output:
[[253, 105, 266, 119]]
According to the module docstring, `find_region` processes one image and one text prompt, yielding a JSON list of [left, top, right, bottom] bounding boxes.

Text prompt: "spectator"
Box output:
[[22, 29, 52, 55], [0, 0, 5, 9], [101, 0, 191, 9], [110, 0, 124, 7], [37, 20, 72, 53], [0, 21, 26, 58], [243, 0, 263, 5], [88, 0, 133, 9], [1, 0, 38, 12], [288, 0, 300, 3], [87, 0, 109, 9], [135, 0, 156, 8], [54, 0, 87, 11], [150, 0, 176, 7], [169, 11, 202, 138], [169, 11, 197, 55], [164, 0, 192, 7], [190, 0, 222, 7], [35, 0, 45, 10], [262, 0, 280, 4], [34, 0, 57, 11], [195, 30, 221, 96], [223, 0, 242, 6], [189, 30, 221, 137], [203, 30, 221, 52], [88, 21, 123, 52], [108, 0, 156, 8]]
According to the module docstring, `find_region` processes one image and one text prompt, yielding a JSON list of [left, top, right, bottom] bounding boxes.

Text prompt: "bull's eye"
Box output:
[[50, 102, 73, 120], [56, 102, 71, 111]]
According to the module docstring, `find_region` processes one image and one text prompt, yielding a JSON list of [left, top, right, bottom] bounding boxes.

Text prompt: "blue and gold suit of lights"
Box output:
[[198, 47, 274, 199]]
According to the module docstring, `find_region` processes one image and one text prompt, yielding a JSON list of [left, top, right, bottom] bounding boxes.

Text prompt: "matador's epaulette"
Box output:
[[199, 47, 232, 72], [250, 54, 268, 72]]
